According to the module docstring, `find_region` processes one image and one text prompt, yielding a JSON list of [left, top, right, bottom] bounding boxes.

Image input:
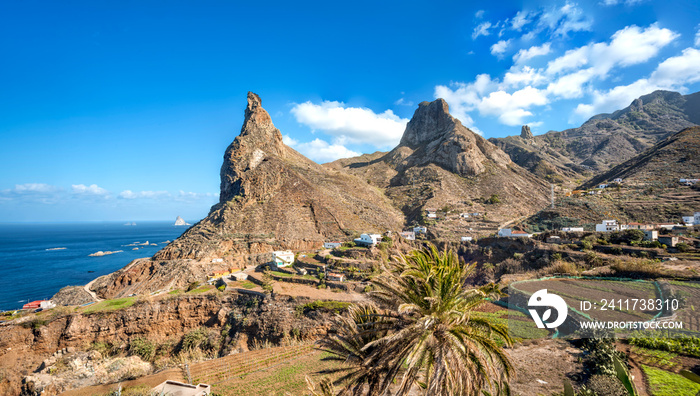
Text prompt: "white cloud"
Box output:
[[472, 21, 492, 39], [650, 48, 700, 87], [490, 39, 511, 56], [0, 183, 63, 204], [543, 24, 678, 99], [504, 66, 547, 87], [513, 43, 551, 64], [175, 191, 217, 203], [546, 69, 595, 98], [696, 26, 700, 47], [118, 190, 171, 200], [574, 79, 662, 119], [602, 0, 645, 5], [12, 183, 61, 194], [282, 134, 298, 146], [511, 10, 532, 30], [538, 2, 593, 37], [71, 184, 109, 196], [574, 47, 700, 119], [290, 101, 408, 149], [287, 138, 360, 163], [394, 97, 414, 107], [475, 9, 485, 19], [435, 80, 548, 128], [478, 87, 549, 125]]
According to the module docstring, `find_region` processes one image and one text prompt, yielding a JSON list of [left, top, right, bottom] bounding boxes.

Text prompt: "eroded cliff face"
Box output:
[[0, 294, 332, 395]]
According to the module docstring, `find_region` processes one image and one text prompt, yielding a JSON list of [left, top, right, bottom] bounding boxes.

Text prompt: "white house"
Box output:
[[562, 227, 584, 232], [596, 220, 619, 232], [323, 241, 342, 249], [425, 208, 437, 219], [461, 236, 473, 242], [682, 216, 695, 225], [400, 231, 416, 240], [695, 212, 700, 225], [270, 250, 294, 269], [614, 178, 623, 183], [231, 272, 248, 281], [211, 258, 224, 263], [498, 228, 512, 237], [327, 272, 346, 282], [460, 213, 470, 218], [413, 226, 427, 234], [354, 233, 382, 247], [598, 184, 608, 189]]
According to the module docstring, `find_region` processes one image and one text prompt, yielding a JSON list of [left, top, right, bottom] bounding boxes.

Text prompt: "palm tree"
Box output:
[[321, 244, 513, 396], [317, 302, 392, 395]]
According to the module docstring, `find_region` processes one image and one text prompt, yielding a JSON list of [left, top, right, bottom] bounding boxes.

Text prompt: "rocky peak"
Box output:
[[399, 99, 458, 148], [219, 92, 287, 202], [520, 125, 534, 139], [390, 98, 512, 176]]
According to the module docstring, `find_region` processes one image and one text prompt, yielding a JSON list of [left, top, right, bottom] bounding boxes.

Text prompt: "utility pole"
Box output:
[[551, 184, 555, 209]]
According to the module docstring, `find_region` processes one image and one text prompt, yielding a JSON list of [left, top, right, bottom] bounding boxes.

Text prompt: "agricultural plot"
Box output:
[[667, 281, 700, 333], [189, 344, 313, 386], [512, 278, 659, 323]]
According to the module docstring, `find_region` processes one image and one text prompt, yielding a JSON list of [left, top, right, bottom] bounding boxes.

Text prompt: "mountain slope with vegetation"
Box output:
[[489, 90, 700, 185]]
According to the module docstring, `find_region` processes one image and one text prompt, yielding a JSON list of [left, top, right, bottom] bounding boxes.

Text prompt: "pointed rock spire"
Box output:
[[219, 92, 286, 202], [520, 125, 534, 139]]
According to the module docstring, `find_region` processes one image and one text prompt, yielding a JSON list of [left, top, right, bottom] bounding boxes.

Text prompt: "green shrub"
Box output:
[[128, 337, 156, 362], [485, 194, 501, 204], [181, 328, 209, 351], [677, 242, 691, 252]]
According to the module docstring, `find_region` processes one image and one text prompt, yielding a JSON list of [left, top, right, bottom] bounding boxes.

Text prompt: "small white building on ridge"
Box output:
[[354, 233, 382, 247], [596, 220, 619, 232], [270, 250, 294, 269]]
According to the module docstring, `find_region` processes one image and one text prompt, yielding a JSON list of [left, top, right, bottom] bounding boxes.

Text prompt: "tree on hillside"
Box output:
[[318, 245, 513, 396]]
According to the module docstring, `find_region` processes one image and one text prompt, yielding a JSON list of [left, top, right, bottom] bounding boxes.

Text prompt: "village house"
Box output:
[[658, 235, 679, 247], [614, 178, 623, 183], [546, 236, 562, 244], [461, 236, 473, 242], [498, 229, 532, 238], [327, 272, 346, 282], [598, 184, 608, 189], [211, 258, 224, 263], [269, 250, 294, 269], [22, 300, 55, 310], [400, 231, 416, 240], [354, 233, 382, 247], [323, 241, 342, 249], [627, 222, 654, 230], [596, 220, 619, 232], [413, 226, 427, 234], [460, 213, 470, 218], [682, 216, 694, 225], [643, 230, 658, 241], [562, 227, 584, 232], [425, 208, 437, 219], [230, 272, 248, 281], [655, 223, 677, 230], [695, 211, 700, 225]]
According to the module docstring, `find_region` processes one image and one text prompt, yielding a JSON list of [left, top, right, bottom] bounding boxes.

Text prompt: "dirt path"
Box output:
[[83, 278, 102, 302]]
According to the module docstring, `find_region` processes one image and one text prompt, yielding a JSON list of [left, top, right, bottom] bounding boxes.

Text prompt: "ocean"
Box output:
[[0, 221, 191, 311]]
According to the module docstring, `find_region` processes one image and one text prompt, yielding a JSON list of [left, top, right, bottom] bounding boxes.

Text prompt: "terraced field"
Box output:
[[189, 344, 314, 386]]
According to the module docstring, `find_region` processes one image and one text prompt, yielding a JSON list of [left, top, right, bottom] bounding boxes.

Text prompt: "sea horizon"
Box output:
[[0, 221, 193, 311]]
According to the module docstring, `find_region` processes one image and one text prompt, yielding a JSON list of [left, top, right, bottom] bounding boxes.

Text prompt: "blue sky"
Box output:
[[1, 0, 699, 222]]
